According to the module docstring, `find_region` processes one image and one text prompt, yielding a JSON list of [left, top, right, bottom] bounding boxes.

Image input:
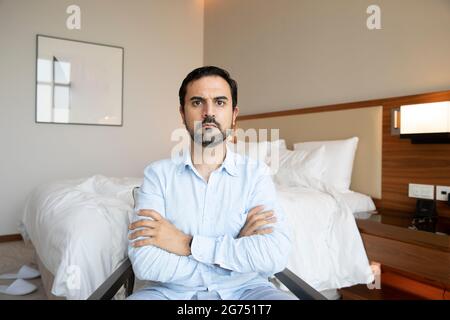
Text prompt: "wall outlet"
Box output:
[[436, 186, 450, 201], [408, 183, 434, 200]]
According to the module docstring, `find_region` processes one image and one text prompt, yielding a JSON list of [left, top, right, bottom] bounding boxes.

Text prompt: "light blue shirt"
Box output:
[[128, 144, 292, 300]]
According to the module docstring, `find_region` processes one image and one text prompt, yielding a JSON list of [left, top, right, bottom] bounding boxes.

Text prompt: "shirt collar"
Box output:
[[176, 143, 239, 177]]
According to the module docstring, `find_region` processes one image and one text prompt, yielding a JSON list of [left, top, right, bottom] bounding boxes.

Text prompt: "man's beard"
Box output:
[[186, 115, 232, 148]]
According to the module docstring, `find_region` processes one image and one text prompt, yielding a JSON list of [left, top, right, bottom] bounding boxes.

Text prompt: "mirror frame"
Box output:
[[35, 34, 124, 127]]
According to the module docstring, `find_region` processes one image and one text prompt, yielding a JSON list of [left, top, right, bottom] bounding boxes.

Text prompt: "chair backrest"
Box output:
[[132, 186, 140, 210]]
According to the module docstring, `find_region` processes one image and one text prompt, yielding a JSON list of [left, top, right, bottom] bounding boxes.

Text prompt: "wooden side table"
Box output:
[[340, 210, 450, 300]]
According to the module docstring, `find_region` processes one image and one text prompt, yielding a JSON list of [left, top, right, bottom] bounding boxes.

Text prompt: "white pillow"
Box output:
[[273, 146, 325, 187], [293, 137, 359, 192], [231, 139, 287, 164]]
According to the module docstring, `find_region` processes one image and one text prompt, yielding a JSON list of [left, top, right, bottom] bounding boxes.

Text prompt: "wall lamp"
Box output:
[[391, 101, 450, 144]]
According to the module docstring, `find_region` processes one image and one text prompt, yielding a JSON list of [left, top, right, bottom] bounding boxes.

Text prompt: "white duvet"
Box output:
[[22, 175, 374, 299], [22, 175, 142, 300], [276, 183, 374, 291]]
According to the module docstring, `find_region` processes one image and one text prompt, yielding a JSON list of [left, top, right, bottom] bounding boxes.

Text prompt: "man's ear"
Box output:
[[179, 106, 186, 125], [232, 106, 239, 126]]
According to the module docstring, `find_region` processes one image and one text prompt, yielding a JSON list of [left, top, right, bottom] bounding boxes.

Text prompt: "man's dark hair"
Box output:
[[179, 66, 238, 111]]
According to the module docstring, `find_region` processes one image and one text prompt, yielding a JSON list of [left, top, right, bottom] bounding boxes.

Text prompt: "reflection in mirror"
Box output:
[[36, 35, 123, 126], [37, 57, 71, 123]]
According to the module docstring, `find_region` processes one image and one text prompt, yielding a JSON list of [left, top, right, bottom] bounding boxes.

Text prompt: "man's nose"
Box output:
[[202, 101, 215, 118]]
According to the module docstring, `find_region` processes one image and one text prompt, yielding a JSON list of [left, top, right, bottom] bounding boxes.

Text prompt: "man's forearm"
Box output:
[[189, 231, 291, 274], [130, 210, 193, 256], [128, 243, 202, 284]]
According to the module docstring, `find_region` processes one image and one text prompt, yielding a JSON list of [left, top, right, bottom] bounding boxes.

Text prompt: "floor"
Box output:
[[0, 240, 47, 300], [0, 240, 148, 300]]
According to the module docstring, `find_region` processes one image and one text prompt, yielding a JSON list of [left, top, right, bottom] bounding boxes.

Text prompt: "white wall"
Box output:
[[0, 0, 204, 235], [204, 0, 450, 115]]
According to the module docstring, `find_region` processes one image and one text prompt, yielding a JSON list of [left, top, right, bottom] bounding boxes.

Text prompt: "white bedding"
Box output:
[[275, 183, 375, 291], [22, 175, 142, 300], [338, 190, 376, 216], [22, 175, 374, 299]]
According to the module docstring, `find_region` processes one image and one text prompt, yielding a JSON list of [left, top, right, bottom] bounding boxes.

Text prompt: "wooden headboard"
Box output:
[[236, 89, 450, 218]]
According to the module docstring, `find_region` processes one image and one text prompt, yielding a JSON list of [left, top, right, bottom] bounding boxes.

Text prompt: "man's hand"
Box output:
[[129, 209, 192, 256], [238, 205, 277, 238]]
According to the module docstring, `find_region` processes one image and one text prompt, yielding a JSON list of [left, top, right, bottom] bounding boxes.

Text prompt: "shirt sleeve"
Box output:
[[190, 164, 293, 275], [128, 163, 205, 285]]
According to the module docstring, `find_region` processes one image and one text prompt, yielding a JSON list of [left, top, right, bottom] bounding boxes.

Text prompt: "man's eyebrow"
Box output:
[[189, 96, 229, 101], [190, 96, 205, 101]]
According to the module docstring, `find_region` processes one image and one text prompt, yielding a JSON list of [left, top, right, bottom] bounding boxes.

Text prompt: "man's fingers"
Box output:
[[248, 210, 274, 224], [249, 218, 276, 231], [239, 207, 276, 238], [247, 205, 265, 220], [255, 228, 273, 235], [138, 209, 163, 221], [128, 228, 156, 240], [131, 238, 154, 248], [129, 219, 157, 230]]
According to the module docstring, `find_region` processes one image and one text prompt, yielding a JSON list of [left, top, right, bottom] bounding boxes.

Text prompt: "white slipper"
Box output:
[[0, 279, 37, 296], [0, 265, 41, 280]]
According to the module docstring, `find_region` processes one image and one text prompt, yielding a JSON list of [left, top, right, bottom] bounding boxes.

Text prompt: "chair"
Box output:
[[88, 187, 327, 300], [88, 258, 326, 300]]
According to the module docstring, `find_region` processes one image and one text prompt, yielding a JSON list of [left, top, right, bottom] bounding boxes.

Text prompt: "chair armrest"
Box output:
[[88, 260, 326, 300], [275, 268, 327, 300], [88, 258, 135, 300]]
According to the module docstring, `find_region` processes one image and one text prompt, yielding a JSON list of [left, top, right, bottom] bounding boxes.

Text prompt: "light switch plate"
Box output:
[[408, 183, 434, 200], [436, 186, 450, 201]]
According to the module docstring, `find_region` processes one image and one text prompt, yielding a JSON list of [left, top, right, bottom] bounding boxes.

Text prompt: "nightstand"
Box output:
[[339, 210, 450, 300]]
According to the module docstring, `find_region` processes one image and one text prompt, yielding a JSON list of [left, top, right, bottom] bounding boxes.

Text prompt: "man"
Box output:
[[127, 66, 295, 300]]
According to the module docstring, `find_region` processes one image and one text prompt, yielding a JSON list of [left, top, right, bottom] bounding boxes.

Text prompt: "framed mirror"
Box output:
[[35, 35, 124, 126]]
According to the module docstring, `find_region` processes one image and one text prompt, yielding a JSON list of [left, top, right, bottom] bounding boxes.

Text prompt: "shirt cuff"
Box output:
[[190, 235, 218, 265]]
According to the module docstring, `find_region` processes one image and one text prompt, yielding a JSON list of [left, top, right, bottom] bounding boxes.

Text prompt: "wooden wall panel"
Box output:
[[381, 92, 450, 218]]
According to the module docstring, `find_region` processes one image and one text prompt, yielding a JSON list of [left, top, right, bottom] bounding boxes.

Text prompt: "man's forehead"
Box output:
[[186, 76, 231, 98]]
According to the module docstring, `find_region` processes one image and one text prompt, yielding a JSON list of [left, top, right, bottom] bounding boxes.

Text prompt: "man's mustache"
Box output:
[[201, 116, 220, 128]]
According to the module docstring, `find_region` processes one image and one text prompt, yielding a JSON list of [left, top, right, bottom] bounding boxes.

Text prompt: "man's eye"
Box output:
[[217, 100, 225, 106], [193, 100, 202, 106]]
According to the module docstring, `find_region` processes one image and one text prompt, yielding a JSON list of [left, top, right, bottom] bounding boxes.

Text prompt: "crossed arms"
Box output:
[[128, 165, 292, 283]]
